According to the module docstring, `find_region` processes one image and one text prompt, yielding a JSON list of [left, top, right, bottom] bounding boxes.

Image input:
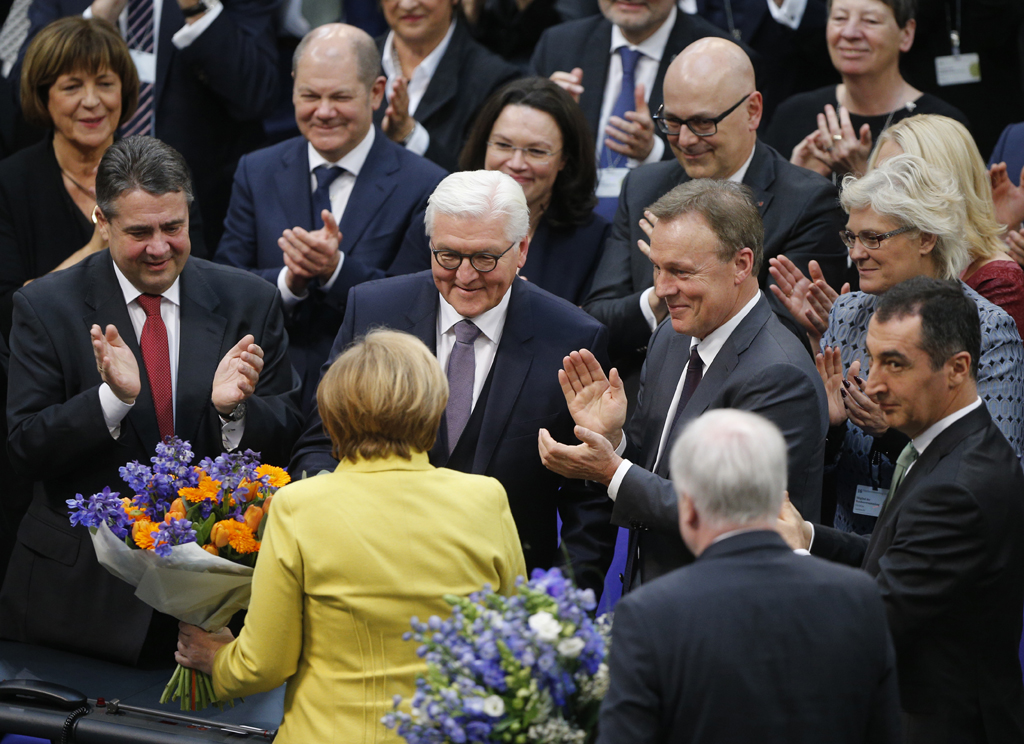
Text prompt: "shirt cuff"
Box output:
[[320, 251, 346, 291], [766, 0, 806, 30], [404, 122, 430, 156], [639, 287, 658, 332], [277, 266, 308, 309], [803, 522, 815, 553], [171, 0, 224, 48], [221, 413, 245, 451], [82, 5, 93, 17], [634, 135, 664, 166], [606, 457, 632, 502], [99, 382, 134, 439]]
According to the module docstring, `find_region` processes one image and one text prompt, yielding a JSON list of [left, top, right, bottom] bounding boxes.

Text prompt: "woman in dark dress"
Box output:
[[393, 77, 608, 306], [0, 17, 138, 342], [763, 0, 967, 180]]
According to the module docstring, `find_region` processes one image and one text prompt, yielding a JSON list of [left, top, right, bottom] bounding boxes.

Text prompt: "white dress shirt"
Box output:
[[436, 289, 512, 410], [381, 21, 456, 157], [100, 262, 244, 449], [677, 0, 808, 31], [638, 143, 756, 329], [276, 127, 376, 309], [608, 290, 761, 500]]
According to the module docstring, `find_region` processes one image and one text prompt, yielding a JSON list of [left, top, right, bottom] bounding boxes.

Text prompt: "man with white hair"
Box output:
[[598, 409, 901, 744], [290, 170, 616, 593]]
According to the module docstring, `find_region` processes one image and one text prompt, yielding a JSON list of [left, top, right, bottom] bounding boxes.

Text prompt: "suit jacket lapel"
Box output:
[[175, 262, 227, 446], [474, 280, 533, 473], [580, 20, 614, 137], [403, 275, 441, 354], [277, 139, 314, 231], [640, 330, 691, 469], [412, 21, 467, 125], [338, 131, 400, 252], [742, 141, 775, 218]]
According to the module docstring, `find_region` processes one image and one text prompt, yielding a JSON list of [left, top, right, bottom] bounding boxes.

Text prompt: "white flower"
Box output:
[[482, 695, 505, 717], [529, 611, 562, 642], [556, 637, 585, 658]]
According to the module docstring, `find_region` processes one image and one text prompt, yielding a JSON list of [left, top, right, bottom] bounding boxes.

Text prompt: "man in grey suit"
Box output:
[[540, 178, 827, 589]]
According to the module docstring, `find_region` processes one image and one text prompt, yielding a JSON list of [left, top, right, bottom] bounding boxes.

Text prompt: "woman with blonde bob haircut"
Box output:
[[175, 329, 526, 743], [867, 115, 1024, 332]]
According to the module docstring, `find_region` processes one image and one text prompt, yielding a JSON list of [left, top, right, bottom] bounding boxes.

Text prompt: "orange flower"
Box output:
[[210, 518, 260, 554], [256, 464, 290, 488], [202, 544, 220, 556], [237, 479, 261, 503], [132, 520, 159, 550], [244, 504, 263, 533], [179, 473, 222, 504], [121, 497, 149, 523]]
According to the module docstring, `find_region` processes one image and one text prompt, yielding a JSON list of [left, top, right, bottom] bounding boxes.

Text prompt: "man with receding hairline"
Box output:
[[214, 23, 446, 410], [583, 36, 845, 376]]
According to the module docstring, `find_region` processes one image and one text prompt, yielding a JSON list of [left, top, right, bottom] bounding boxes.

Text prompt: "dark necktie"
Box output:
[[445, 320, 481, 454], [879, 442, 919, 519], [136, 293, 173, 440], [121, 0, 155, 137], [667, 345, 705, 443], [311, 165, 344, 230], [596, 47, 643, 221]]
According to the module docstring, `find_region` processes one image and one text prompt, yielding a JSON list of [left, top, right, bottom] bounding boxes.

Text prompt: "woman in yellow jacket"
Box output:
[[175, 329, 527, 742]]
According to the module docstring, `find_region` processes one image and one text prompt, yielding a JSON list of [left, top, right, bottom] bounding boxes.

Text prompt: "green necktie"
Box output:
[[879, 442, 919, 518]]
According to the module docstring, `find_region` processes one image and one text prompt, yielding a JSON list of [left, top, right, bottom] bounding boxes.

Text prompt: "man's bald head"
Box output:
[[293, 23, 382, 90], [661, 38, 761, 180]]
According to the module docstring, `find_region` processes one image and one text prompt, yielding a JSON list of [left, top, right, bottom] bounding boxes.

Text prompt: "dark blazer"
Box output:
[[24, 0, 280, 248], [813, 405, 1024, 742], [583, 141, 846, 369], [390, 209, 610, 305], [289, 271, 617, 593], [614, 293, 827, 587], [530, 11, 732, 160], [990, 123, 1024, 185], [374, 20, 520, 172], [0, 251, 303, 665], [213, 131, 447, 407], [598, 530, 901, 744]]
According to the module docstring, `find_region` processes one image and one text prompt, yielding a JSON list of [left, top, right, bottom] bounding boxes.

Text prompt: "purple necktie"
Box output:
[[446, 320, 481, 454]]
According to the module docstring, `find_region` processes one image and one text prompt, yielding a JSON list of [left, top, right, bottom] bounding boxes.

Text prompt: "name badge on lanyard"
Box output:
[[130, 48, 157, 85], [852, 484, 887, 517], [935, 0, 979, 87], [596, 167, 630, 199]]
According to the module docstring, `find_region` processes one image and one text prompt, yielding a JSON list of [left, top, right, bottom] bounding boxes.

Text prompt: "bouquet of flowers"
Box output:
[[66, 436, 289, 711], [383, 568, 611, 744]]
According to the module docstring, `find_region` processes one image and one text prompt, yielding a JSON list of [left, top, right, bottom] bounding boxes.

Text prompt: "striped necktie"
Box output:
[[121, 0, 155, 137]]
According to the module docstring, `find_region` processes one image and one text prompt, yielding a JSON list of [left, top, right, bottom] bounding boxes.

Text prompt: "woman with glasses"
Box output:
[[781, 153, 1023, 536], [393, 77, 608, 305], [763, 0, 967, 180]]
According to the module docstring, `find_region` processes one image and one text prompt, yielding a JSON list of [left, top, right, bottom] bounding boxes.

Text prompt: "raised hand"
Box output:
[[279, 210, 343, 295], [559, 349, 627, 447], [789, 133, 833, 177], [989, 162, 1024, 234], [815, 345, 848, 427], [842, 360, 888, 437], [549, 68, 584, 103], [1005, 229, 1024, 268], [769, 257, 845, 347], [91, 323, 140, 403], [211, 334, 264, 416], [812, 105, 872, 177], [538, 425, 621, 485], [604, 83, 655, 161], [381, 76, 416, 144]]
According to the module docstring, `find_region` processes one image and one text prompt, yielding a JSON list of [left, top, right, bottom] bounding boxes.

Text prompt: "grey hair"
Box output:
[[670, 409, 787, 527], [96, 136, 193, 220], [840, 153, 970, 281], [424, 171, 529, 243], [292, 24, 381, 89]]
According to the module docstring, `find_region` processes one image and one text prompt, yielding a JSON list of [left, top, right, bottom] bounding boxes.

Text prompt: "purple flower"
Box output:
[[67, 486, 129, 538], [152, 517, 197, 557]]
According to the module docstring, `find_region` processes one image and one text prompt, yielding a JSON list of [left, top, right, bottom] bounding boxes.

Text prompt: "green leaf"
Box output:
[[194, 513, 216, 547]]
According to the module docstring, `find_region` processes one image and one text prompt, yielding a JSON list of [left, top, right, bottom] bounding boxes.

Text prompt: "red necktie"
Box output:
[[136, 294, 173, 439]]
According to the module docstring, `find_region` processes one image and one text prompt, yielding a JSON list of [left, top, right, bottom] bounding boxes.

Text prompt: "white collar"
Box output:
[[727, 142, 757, 184], [609, 3, 677, 60], [111, 256, 181, 307], [691, 289, 760, 367], [382, 20, 456, 80], [912, 397, 983, 457], [307, 125, 375, 177], [437, 281, 513, 344]]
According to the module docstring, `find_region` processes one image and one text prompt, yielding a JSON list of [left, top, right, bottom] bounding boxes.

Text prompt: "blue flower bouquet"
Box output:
[[383, 568, 611, 744]]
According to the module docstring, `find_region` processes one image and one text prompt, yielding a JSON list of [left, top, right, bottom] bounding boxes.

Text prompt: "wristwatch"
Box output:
[[218, 401, 246, 423], [181, 1, 208, 17]]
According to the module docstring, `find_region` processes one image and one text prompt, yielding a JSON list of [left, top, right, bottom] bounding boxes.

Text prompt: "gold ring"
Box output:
[[833, 134, 843, 142]]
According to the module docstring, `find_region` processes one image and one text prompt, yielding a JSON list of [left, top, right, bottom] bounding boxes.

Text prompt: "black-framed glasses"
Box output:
[[839, 226, 915, 250], [652, 93, 752, 137], [430, 242, 516, 273], [486, 140, 561, 164]]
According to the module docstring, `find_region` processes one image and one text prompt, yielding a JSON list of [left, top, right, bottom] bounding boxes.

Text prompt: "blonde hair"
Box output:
[[869, 115, 1004, 261], [317, 330, 448, 463]]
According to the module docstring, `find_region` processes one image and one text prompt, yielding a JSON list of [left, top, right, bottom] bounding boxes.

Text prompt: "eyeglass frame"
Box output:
[[652, 93, 753, 137], [486, 140, 562, 163], [430, 241, 517, 273], [838, 225, 916, 250]]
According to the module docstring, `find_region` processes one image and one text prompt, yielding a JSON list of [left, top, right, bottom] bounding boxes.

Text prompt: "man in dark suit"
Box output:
[[0, 136, 303, 666], [530, 0, 730, 218], [583, 37, 845, 374], [781, 277, 1024, 743], [598, 408, 901, 744], [290, 170, 616, 593], [24, 0, 279, 248], [214, 24, 446, 410], [540, 179, 827, 589]]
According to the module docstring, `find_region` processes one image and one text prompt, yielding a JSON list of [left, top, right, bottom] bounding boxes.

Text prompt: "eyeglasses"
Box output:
[[486, 140, 561, 164], [430, 242, 516, 273], [838, 226, 915, 250], [652, 93, 752, 137]]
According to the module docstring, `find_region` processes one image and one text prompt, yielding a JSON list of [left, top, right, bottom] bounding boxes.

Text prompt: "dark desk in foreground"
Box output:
[[0, 641, 283, 743]]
